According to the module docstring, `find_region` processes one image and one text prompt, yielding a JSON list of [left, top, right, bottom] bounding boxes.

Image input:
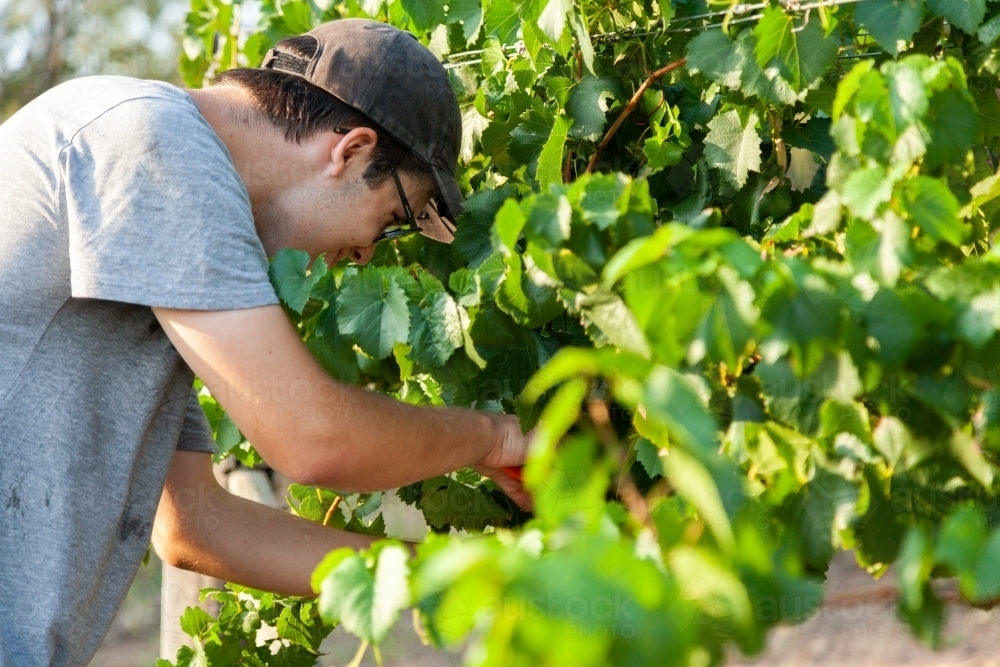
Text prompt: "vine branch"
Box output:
[[322, 495, 342, 526], [587, 398, 654, 532], [584, 57, 687, 174]]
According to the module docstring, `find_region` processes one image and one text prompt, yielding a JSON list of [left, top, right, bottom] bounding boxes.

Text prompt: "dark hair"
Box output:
[[214, 35, 427, 188]]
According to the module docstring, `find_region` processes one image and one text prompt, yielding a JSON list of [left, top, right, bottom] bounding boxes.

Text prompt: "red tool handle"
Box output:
[[500, 465, 524, 482]]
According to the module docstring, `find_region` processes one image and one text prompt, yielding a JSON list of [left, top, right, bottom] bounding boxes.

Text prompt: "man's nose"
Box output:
[[350, 244, 376, 265]]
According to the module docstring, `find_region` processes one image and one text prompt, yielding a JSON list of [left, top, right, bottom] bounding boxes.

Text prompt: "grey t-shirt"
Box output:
[[0, 76, 279, 666]]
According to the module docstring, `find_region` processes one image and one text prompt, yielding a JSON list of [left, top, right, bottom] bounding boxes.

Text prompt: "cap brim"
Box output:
[[419, 166, 464, 244]]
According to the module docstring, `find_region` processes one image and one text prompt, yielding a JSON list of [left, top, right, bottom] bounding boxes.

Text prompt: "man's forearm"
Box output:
[[290, 385, 504, 491], [154, 305, 514, 493], [157, 488, 375, 597]]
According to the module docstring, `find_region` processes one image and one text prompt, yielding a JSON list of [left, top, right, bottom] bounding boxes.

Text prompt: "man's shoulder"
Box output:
[[62, 76, 205, 142], [3, 76, 213, 160], [13, 76, 187, 127], [47, 77, 238, 190]]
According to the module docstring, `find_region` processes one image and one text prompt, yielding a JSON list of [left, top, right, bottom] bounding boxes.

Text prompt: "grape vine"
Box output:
[[164, 0, 1000, 665]]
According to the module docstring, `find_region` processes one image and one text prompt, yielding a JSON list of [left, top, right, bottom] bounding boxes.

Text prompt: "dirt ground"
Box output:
[[89, 551, 1000, 667]]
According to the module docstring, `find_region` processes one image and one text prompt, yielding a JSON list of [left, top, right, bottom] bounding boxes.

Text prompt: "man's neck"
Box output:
[[185, 85, 293, 252]]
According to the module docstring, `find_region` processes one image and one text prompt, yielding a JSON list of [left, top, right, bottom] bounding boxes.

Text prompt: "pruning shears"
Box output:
[[501, 466, 524, 482]]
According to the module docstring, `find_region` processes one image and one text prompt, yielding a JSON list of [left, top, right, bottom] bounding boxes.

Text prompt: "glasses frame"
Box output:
[[331, 125, 427, 246], [374, 167, 424, 244]]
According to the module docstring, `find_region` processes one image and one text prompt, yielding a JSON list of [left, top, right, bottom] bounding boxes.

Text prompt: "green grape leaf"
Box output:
[[571, 288, 651, 357], [855, 468, 907, 566], [269, 249, 327, 314], [276, 605, 315, 647], [566, 75, 621, 141], [733, 30, 797, 106], [496, 252, 563, 327], [337, 268, 411, 359], [481, 116, 517, 174], [460, 105, 490, 163], [401, 0, 446, 30], [317, 546, 410, 644], [783, 116, 834, 160], [897, 528, 944, 646], [901, 176, 964, 246], [634, 437, 664, 478], [180, 607, 214, 639], [642, 124, 685, 173], [279, 1, 314, 34], [454, 186, 513, 267], [477, 252, 507, 297], [704, 109, 762, 189], [935, 505, 987, 575], [420, 476, 508, 530], [344, 513, 387, 536], [525, 192, 572, 247], [865, 288, 917, 367], [924, 88, 977, 169], [840, 165, 894, 220], [536, 0, 572, 43], [752, 6, 837, 91], [979, 13, 1000, 46], [956, 286, 1000, 347], [550, 248, 599, 291], [669, 546, 750, 622], [794, 468, 857, 569], [973, 84, 1000, 139], [484, 0, 520, 43], [580, 173, 628, 229], [854, 0, 926, 57], [949, 430, 995, 488], [447, 0, 483, 42], [926, 0, 985, 34], [536, 115, 573, 188], [686, 29, 743, 89], [310, 295, 362, 384], [694, 265, 759, 368], [449, 268, 481, 307], [660, 447, 735, 551], [410, 291, 463, 367], [969, 529, 1000, 605], [509, 107, 554, 173], [532, 435, 610, 524], [568, 11, 595, 76], [643, 366, 718, 452], [492, 198, 527, 255]]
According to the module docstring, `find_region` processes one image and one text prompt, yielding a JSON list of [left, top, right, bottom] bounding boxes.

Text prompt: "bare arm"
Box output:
[[153, 305, 530, 508], [153, 450, 377, 597]]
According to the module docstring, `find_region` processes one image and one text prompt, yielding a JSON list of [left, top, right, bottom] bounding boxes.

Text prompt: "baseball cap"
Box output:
[[261, 19, 463, 243]]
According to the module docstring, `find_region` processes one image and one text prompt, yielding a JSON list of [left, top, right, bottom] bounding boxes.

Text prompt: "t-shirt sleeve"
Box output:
[[60, 93, 279, 310], [177, 388, 219, 454]]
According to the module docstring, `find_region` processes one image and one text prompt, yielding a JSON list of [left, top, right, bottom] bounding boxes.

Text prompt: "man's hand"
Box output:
[[472, 414, 534, 512]]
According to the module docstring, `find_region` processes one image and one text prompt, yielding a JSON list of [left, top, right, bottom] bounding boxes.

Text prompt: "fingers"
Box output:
[[490, 469, 534, 512]]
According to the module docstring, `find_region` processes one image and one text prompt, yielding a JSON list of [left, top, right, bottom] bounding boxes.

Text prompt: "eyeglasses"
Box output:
[[374, 167, 428, 244]]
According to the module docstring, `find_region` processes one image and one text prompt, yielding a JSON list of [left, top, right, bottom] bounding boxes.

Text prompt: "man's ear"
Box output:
[[328, 127, 378, 178]]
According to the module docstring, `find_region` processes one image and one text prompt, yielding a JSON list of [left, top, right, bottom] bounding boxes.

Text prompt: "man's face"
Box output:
[[252, 127, 439, 266]]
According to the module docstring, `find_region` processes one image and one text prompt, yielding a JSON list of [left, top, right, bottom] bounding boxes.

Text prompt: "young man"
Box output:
[[0, 19, 530, 667]]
